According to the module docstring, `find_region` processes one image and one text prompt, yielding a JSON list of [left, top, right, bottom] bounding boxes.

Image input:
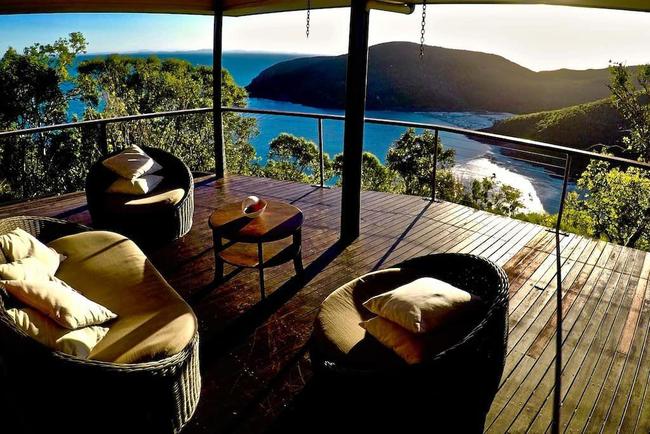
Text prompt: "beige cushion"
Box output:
[[106, 174, 164, 196], [0, 228, 62, 274], [1, 279, 117, 329], [0, 257, 52, 281], [363, 277, 480, 334], [360, 316, 425, 364], [313, 269, 483, 368], [7, 308, 108, 358], [360, 315, 476, 365], [48, 231, 197, 364], [102, 145, 163, 180], [0, 249, 7, 264], [102, 187, 185, 216], [313, 269, 417, 367]]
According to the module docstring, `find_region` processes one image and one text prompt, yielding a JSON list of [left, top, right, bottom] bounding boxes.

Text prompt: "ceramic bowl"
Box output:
[[241, 196, 267, 218]]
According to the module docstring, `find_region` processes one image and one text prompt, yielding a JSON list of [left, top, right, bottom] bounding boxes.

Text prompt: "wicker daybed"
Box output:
[[309, 253, 509, 432], [0, 216, 200, 434], [86, 145, 194, 244]]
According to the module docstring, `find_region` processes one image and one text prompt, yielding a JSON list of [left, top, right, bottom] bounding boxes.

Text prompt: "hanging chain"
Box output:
[[306, 0, 311, 38], [419, 0, 427, 59]]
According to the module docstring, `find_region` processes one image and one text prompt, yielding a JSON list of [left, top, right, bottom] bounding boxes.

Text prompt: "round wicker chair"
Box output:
[[86, 146, 194, 244], [308, 253, 509, 433], [0, 216, 201, 434]]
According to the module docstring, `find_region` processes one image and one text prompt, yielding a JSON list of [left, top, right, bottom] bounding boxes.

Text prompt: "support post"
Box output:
[[340, 0, 370, 241], [552, 154, 572, 434], [431, 128, 439, 201], [98, 122, 108, 156], [213, 2, 226, 179], [318, 118, 325, 188]]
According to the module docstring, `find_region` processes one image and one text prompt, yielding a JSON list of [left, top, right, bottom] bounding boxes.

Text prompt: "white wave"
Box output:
[[453, 157, 546, 214]]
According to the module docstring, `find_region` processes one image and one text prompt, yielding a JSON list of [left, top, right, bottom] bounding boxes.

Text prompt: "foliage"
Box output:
[[486, 97, 625, 153], [609, 62, 650, 160], [332, 151, 403, 193], [575, 160, 650, 248], [0, 33, 91, 199], [385, 128, 455, 197], [76, 55, 259, 175], [0, 33, 260, 202], [263, 133, 331, 183], [493, 62, 650, 250], [461, 175, 524, 217], [517, 193, 591, 236], [544, 63, 650, 249], [383, 129, 524, 215]]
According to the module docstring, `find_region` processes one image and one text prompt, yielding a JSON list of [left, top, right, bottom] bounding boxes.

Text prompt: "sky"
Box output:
[[0, 5, 649, 71]]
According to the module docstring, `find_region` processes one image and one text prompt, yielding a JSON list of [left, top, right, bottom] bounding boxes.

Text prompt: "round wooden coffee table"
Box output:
[[209, 200, 304, 299]]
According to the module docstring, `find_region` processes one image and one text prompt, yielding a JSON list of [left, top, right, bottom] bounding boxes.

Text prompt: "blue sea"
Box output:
[[70, 51, 567, 213]]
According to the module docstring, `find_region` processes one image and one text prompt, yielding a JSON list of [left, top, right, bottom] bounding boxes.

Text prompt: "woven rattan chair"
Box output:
[[0, 216, 200, 434], [86, 146, 194, 244], [308, 253, 509, 433]]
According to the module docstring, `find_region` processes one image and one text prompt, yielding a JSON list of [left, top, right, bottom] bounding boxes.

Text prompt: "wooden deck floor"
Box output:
[[2, 174, 650, 433]]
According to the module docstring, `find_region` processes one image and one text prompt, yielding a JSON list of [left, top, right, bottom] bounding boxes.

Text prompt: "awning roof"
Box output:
[[0, 0, 648, 16]]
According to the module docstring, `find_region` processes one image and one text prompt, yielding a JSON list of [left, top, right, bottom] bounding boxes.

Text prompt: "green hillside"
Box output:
[[484, 97, 625, 151]]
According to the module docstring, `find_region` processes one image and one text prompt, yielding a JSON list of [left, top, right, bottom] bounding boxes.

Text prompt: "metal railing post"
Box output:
[[552, 154, 572, 434], [431, 128, 439, 201], [98, 122, 108, 156], [318, 117, 325, 188]]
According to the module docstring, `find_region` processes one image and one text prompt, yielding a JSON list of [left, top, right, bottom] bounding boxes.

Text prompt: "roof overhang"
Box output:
[[0, 0, 648, 16]]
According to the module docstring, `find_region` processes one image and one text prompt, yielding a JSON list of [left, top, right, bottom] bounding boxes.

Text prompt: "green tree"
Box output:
[[76, 55, 259, 174], [263, 133, 331, 183], [552, 63, 650, 249], [462, 175, 524, 217], [575, 160, 650, 248], [0, 33, 90, 199], [332, 151, 402, 193], [386, 128, 456, 198], [609, 63, 650, 159]]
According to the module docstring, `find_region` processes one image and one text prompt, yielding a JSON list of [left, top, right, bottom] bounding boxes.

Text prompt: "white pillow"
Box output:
[[102, 145, 163, 180], [106, 174, 164, 196], [1, 279, 117, 329], [362, 277, 480, 334], [0, 228, 62, 275], [7, 308, 109, 359], [0, 257, 53, 281]]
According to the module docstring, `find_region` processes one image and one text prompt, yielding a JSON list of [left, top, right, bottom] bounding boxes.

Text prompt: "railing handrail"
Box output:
[[0, 107, 213, 138], [2, 105, 649, 170], [222, 106, 650, 170]]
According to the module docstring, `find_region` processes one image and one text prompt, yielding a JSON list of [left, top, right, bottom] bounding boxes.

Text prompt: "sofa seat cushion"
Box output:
[[48, 231, 197, 364], [312, 268, 422, 369], [101, 186, 185, 216]]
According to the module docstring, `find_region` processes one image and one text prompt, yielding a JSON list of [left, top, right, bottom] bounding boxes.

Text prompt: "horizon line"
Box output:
[[80, 42, 635, 73]]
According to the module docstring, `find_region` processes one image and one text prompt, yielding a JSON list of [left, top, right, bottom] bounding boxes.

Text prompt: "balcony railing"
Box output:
[[2, 106, 648, 180]]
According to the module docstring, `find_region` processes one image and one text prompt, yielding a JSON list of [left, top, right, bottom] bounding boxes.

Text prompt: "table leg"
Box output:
[[293, 228, 304, 278], [213, 230, 224, 283], [258, 242, 266, 299]]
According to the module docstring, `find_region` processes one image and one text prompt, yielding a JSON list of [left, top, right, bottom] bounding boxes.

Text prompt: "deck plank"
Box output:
[[1, 174, 649, 434]]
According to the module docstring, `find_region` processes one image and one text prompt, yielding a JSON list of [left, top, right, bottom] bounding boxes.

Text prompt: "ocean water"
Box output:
[[244, 98, 565, 213], [69, 51, 566, 213]]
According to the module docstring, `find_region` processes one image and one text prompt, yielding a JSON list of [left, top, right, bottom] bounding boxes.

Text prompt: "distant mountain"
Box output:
[[246, 42, 637, 114]]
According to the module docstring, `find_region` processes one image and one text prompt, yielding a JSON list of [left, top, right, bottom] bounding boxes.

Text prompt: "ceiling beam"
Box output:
[[0, 1, 648, 17]]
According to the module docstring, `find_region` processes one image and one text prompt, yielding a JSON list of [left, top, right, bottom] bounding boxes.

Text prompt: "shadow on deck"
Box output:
[[1, 174, 649, 433]]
